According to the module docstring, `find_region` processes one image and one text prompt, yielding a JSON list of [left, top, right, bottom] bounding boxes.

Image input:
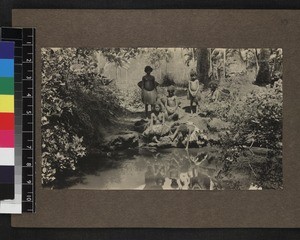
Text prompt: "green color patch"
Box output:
[[0, 77, 14, 95]]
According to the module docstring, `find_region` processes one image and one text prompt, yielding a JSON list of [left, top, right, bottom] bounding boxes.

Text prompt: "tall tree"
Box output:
[[196, 48, 210, 87], [255, 48, 271, 85]]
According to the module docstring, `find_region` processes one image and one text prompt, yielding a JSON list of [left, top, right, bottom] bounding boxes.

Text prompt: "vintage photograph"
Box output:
[[41, 48, 283, 190]]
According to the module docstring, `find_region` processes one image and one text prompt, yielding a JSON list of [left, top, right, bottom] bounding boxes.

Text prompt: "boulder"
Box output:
[[177, 115, 209, 133], [104, 132, 139, 151], [157, 136, 177, 148], [134, 119, 148, 133]]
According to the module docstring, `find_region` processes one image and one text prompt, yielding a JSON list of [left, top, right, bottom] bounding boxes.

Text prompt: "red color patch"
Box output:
[[0, 113, 14, 130]]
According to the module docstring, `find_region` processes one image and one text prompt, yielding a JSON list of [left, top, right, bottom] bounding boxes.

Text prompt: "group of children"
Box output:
[[140, 66, 201, 120], [139, 66, 207, 149]]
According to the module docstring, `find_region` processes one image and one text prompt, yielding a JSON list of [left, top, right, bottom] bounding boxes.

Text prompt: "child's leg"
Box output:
[[195, 102, 199, 114], [190, 100, 193, 114], [145, 104, 148, 118], [170, 126, 180, 141], [185, 129, 192, 150]]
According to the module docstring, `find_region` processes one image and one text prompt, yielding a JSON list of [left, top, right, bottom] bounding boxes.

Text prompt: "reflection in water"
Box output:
[[70, 147, 222, 190], [141, 149, 214, 190]]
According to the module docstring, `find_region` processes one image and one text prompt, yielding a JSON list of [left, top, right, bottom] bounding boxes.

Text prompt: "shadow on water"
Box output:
[[78, 149, 139, 175]]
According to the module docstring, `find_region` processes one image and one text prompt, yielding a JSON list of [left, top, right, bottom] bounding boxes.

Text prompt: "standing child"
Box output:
[[138, 66, 158, 118], [187, 69, 202, 114]]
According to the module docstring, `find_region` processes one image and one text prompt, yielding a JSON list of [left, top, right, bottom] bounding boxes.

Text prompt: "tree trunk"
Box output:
[[166, 61, 168, 73], [254, 49, 260, 76], [196, 48, 210, 87], [192, 48, 195, 61], [255, 48, 271, 86], [223, 49, 226, 79], [160, 67, 162, 80], [209, 48, 212, 76]]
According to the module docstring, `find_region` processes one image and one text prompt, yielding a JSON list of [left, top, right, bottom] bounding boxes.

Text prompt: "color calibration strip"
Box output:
[[0, 27, 36, 213], [0, 27, 25, 214], [0, 41, 15, 201]]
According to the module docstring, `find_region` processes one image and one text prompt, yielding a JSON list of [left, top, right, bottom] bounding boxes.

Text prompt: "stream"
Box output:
[[68, 147, 257, 190]]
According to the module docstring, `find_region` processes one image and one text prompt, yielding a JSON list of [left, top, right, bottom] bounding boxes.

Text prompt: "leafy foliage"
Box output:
[[143, 48, 172, 69], [197, 73, 283, 189], [225, 79, 282, 150], [119, 87, 144, 112], [41, 48, 122, 185], [100, 48, 140, 67], [217, 80, 283, 189], [183, 48, 197, 66]]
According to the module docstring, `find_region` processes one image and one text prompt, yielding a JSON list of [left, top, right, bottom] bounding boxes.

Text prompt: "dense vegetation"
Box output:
[[41, 48, 122, 185], [218, 80, 282, 189], [41, 48, 283, 189]]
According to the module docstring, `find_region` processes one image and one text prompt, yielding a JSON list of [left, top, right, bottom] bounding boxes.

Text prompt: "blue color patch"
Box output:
[[0, 42, 14, 59], [0, 59, 14, 77]]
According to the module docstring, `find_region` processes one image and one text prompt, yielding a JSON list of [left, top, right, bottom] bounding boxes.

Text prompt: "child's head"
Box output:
[[190, 69, 197, 80], [153, 103, 162, 113], [167, 85, 175, 97], [144, 65, 153, 74]]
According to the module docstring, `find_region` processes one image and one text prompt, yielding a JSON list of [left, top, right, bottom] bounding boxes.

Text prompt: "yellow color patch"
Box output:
[[0, 95, 14, 113]]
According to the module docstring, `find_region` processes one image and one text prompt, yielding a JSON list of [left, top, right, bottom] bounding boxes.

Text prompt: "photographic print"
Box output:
[[41, 48, 283, 190]]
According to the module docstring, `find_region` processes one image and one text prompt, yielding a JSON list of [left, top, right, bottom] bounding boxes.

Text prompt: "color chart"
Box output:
[[0, 41, 15, 201], [0, 28, 24, 214], [0, 27, 35, 213]]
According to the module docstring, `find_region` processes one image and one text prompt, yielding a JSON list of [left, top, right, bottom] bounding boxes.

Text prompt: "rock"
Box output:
[[157, 136, 177, 148], [134, 119, 148, 133], [207, 118, 230, 132], [104, 132, 139, 151], [177, 115, 209, 132], [148, 142, 158, 148]]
